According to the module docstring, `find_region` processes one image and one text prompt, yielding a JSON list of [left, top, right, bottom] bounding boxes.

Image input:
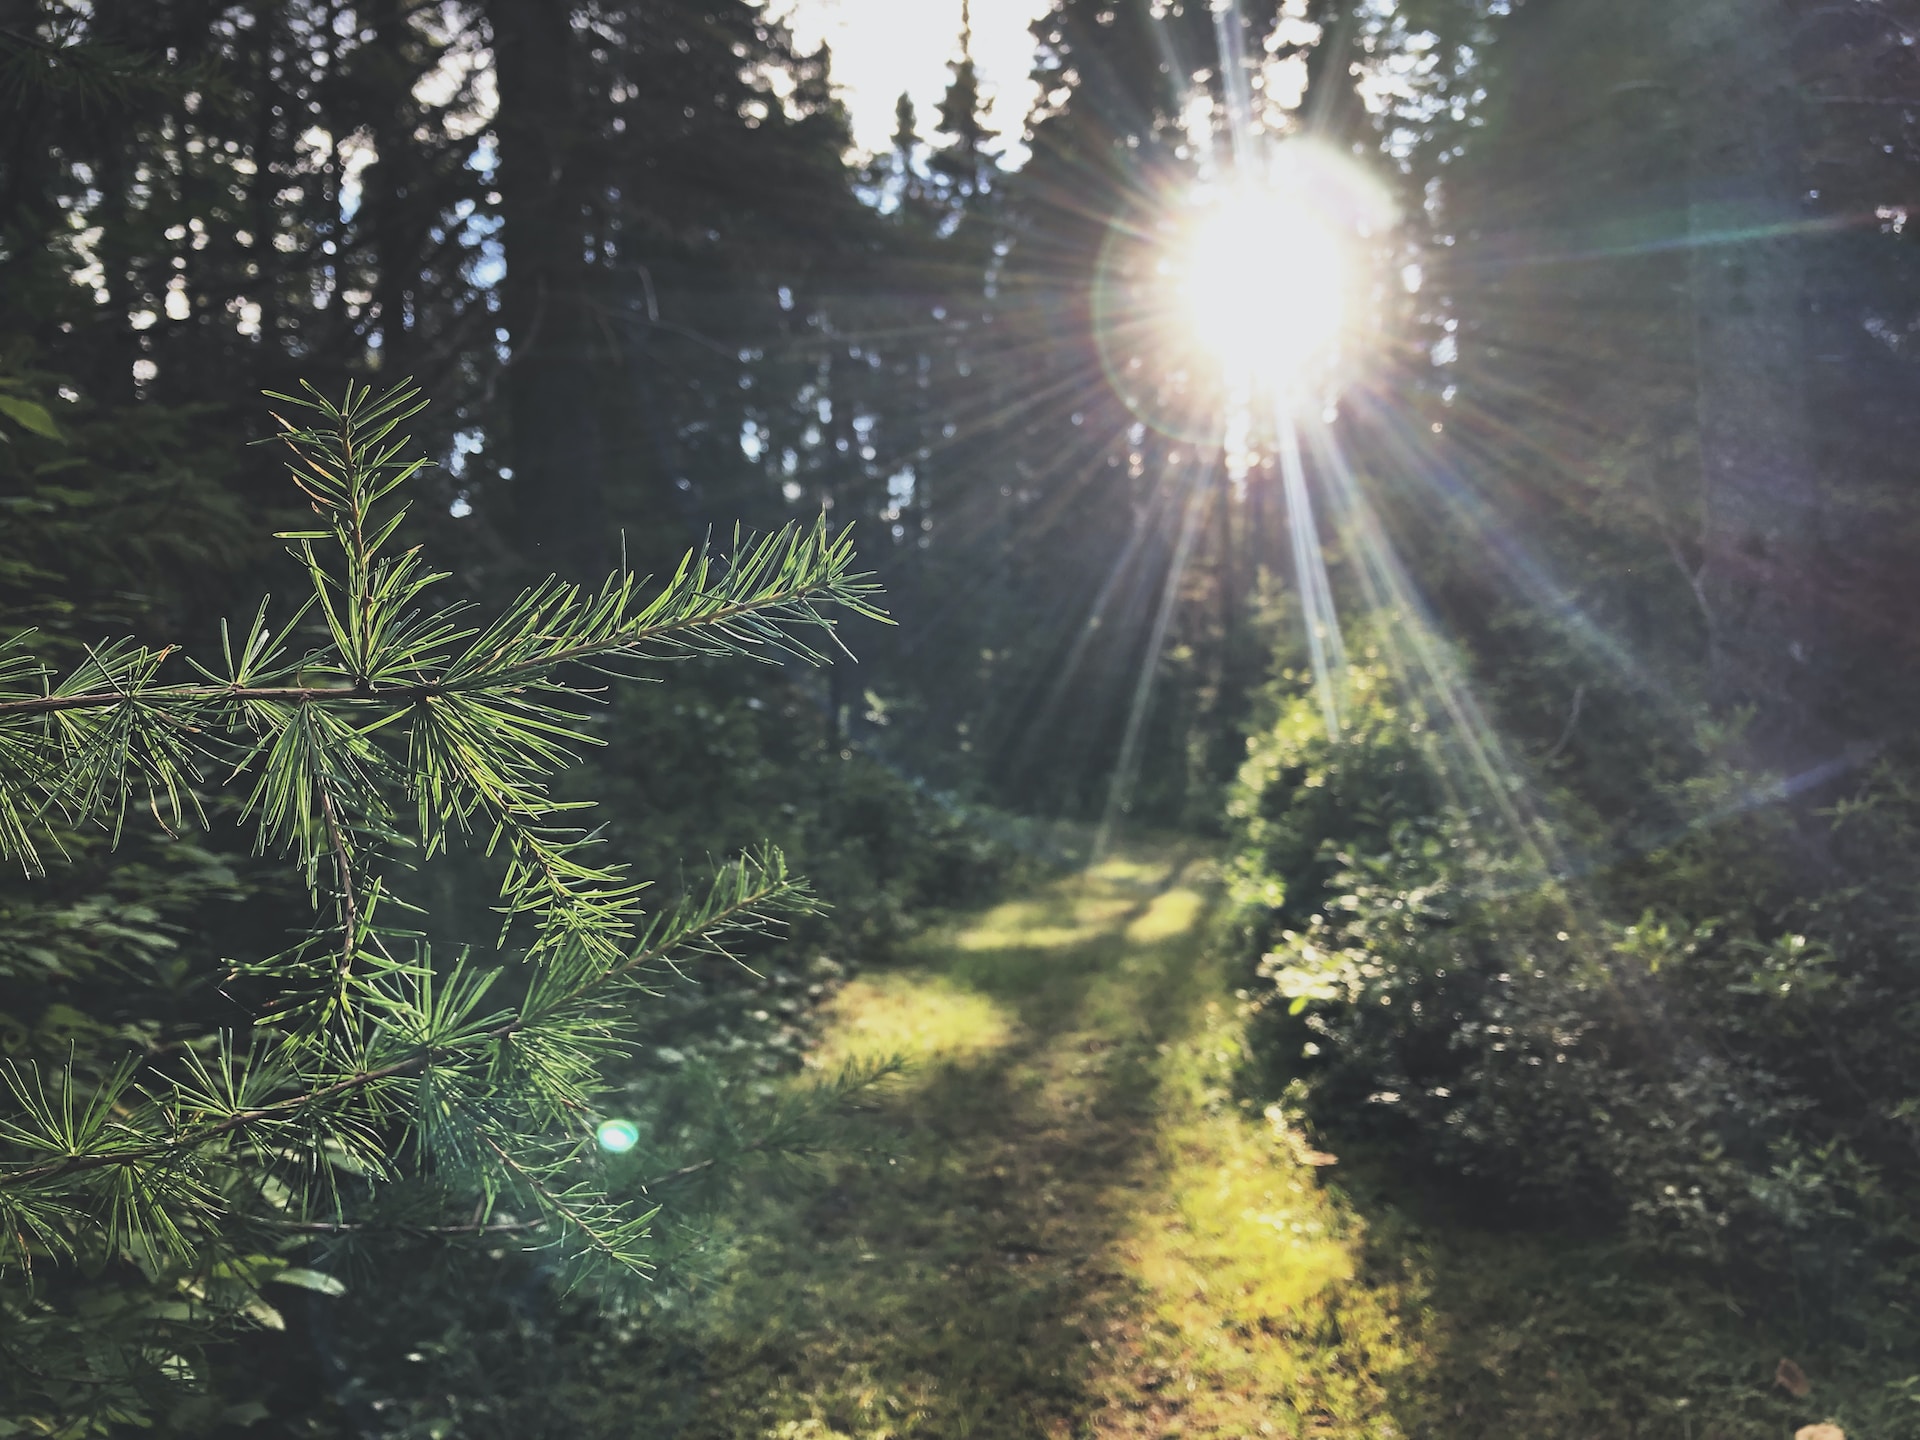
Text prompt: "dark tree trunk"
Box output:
[[247, 4, 286, 362], [364, 0, 422, 379], [1679, 0, 1828, 764], [0, 0, 57, 325], [1302, 3, 1369, 151], [489, 0, 609, 579]]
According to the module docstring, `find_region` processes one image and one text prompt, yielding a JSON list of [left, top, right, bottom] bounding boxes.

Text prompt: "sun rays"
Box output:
[[868, 0, 1604, 882]]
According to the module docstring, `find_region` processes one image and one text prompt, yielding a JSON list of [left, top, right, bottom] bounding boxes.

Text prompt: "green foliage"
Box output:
[[0, 380, 884, 1430], [1228, 657, 1920, 1320], [588, 671, 1022, 959], [1354, 1162, 1920, 1440], [0, 346, 261, 658]]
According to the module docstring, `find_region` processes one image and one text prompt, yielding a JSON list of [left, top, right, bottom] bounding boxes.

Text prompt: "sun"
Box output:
[[1173, 178, 1354, 397], [1090, 141, 1389, 442]]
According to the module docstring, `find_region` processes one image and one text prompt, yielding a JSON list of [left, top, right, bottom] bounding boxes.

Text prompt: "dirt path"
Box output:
[[663, 848, 1423, 1440]]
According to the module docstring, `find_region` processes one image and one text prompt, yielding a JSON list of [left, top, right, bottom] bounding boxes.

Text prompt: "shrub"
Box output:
[[1228, 655, 1920, 1309]]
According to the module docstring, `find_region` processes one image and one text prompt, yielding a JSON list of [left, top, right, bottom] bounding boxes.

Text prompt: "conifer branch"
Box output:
[[0, 380, 875, 1294], [0, 855, 801, 1191]]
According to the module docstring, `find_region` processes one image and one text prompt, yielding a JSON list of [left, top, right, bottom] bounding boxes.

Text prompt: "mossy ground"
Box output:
[[615, 848, 1892, 1440]]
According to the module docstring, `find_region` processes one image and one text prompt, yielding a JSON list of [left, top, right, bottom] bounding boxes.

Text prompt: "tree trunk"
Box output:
[[0, 0, 56, 325], [489, 0, 609, 579], [1302, 2, 1368, 151], [1679, 0, 1827, 764], [365, 0, 422, 379]]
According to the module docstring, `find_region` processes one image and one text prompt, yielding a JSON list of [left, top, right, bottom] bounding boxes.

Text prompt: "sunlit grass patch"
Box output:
[[1132, 1111, 1355, 1325], [807, 972, 1016, 1072], [938, 849, 1194, 959], [666, 847, 1429, 1440], [1123, 885, 1205, 945], [949, 893, 1136, 952], [1083, 855, 1177, 890], [1092, 1002, 1424, 1439]]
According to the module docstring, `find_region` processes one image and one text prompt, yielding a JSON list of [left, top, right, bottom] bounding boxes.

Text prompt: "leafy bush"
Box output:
[[586, 666, 1022, 966], [1227, 655, 1920, 1314]]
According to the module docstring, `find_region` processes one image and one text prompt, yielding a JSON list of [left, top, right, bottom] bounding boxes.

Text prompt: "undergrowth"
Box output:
[[258, 837, 1920, 1437], [1226, 652, 1920, 1438]]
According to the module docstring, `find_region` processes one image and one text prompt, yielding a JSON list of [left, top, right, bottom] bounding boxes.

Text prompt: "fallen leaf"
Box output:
[[1776, 1357, 1812, 1399], [1794, 1425, 1844, 1440]]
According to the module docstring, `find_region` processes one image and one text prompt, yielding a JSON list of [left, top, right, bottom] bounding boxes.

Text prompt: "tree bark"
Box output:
[[0, 0, 55, 325], [1301, 3, 1368, 151], [364, 0, 424, 379], [489, 0, 609, 580], [1679, 0, 1827, 763]]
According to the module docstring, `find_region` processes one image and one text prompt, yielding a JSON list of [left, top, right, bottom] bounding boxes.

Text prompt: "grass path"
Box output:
[[594, 848, 1883, 1440], [666, 848, 1423, 1440]]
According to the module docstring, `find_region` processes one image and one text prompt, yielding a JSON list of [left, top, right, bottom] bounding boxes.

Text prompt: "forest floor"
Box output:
[[633, 846, 1863, 1440]]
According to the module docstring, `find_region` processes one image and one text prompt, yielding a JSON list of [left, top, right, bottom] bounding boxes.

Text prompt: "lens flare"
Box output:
[[595, 1118, 640, 1154]]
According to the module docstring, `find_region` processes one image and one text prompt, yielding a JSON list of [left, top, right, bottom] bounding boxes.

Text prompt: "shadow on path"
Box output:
[[660, 845, 1426, 1440], [601, 845, 1887, 1440]]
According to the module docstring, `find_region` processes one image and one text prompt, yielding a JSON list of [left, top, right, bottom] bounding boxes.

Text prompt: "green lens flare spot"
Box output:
[[596, 1118, 640, 1154]]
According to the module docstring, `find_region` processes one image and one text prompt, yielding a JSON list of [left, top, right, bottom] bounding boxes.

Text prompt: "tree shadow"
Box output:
[[649, 848, 1218, 1439], [1322, 1138, 1886, 1440]]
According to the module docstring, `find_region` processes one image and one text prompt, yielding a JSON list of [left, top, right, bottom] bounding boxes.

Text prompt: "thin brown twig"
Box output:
[[315, 774, 358, 984], [478, 1133, 631, 1261], [260, 1150, 743, 1239], [260, 1216, 548, 1236]]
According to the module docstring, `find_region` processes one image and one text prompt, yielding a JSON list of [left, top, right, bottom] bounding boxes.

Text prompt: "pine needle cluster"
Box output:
[[0, 380, 885, 1301]]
